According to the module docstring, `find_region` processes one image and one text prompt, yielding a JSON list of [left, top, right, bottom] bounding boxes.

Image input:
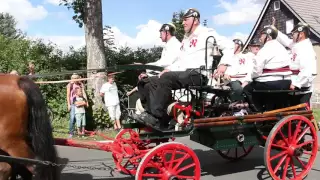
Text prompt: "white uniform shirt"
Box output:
[[100, 82, 120, 107], [224, 52, 254, 83], [277, 31, 317, 94], [167, 25, 234, 73], [246, 39, 292, 82], [147, 36, 181, 68]]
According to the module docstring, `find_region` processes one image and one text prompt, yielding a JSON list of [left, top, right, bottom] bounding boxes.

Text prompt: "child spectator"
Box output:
[[73, 87, 88, 135], [100, 74, 122, 130]]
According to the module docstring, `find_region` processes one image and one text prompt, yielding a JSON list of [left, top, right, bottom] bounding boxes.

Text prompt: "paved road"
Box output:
[[56, 135, 320, 180]]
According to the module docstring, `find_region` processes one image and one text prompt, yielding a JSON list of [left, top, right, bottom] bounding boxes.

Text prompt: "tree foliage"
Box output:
[[172, 11, 185, 42], [0, 12, 24, 39], [60, 0, 85, 27]]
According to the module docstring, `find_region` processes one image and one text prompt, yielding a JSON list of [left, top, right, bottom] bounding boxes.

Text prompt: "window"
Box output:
[[274, 1, 280, 11], [286, 19, 294, 34]]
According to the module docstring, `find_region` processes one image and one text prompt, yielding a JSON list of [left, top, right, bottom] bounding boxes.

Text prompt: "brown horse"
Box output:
[[0, 74, 59, 180]]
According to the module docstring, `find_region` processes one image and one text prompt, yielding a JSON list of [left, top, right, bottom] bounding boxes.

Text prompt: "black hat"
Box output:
[[183, 8, 200, 19], [159, 23, 176, 33], [248, 39, 262, 46], [291, 22, 310, 35], [260, 25, 278, 39]]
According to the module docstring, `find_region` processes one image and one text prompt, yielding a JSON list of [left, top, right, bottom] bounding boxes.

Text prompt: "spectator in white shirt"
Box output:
[[100, 75, 122, 130]]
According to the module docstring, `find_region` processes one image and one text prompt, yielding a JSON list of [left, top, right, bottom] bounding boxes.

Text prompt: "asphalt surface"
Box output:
[[56, 133, 320, 180]]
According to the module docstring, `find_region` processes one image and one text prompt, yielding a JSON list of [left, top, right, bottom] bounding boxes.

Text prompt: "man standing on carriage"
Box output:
[[271, 18, 317, 108], [241, 25, 292, 112], [132, 8, 234, 128]]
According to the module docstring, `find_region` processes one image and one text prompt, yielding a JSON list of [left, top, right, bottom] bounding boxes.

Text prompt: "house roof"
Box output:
[[244, 0, 320, 49]]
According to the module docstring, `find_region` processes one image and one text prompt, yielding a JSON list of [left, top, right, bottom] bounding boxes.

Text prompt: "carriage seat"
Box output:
[[252, 89, 303, 111]]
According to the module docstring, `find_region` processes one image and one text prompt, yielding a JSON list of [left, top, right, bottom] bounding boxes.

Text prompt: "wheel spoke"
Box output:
[[271, 143, 287, 150], [288, 120, 292, 143], [278, 129, 289, 146], [175, 163, 196, 174], [274, 154, 287, 174], [290, 156, 297, 178], [270, 150, 287, 161], [296, 127, 310, 143], [173, 153, 190, 171], [292, 120, 302, 144], [294, 156, 306, 169], [296, 140, 314, 149], [281, 156, 290, 180], [168, 149, 177, 169]]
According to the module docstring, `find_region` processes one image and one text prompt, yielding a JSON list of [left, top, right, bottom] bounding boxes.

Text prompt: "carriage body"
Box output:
[[118, 80, 319, 179]]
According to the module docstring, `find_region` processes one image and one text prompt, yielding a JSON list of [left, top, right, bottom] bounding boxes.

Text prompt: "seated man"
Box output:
[[247, 39, 261, 57], [242, 25, 292, 112], [128, 23, 181, 104], [272, 18, 317, 108], [215, 38, 254, 102], [133, 8, 234, 127], [147, 23, 181, 70]]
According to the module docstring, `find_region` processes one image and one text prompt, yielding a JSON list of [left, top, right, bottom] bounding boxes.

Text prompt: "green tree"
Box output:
[[0, 13, 24, 39], [172, 11, 185, 42]]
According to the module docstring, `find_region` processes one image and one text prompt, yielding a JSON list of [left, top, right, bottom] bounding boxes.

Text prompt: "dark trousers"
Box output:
[[138, 70, 204, 119], [228, 81, 244, 101], [243, 80, 291, 111], [290, 93, 312, 107], [137, 76, 159, 112]]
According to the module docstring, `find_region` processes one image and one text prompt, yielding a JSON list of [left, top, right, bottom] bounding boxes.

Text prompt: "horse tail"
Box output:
[[17, 76, 59, 180]]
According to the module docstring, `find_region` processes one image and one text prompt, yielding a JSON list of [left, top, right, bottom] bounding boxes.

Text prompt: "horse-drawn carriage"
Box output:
[[52, 63, 318, 180], [0, 43, 318, 180]]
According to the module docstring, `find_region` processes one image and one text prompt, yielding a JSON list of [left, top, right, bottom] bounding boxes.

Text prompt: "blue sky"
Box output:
[[0, 0, 266, 51]]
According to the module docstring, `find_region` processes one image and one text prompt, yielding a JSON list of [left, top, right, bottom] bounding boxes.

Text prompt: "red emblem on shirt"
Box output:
[[292, 53, 297, 61], [239, 58, 245, 65], [190, 39, 198, 47]]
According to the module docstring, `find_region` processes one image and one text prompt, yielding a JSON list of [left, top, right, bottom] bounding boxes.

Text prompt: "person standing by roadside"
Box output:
[[66, 73, 87, 138], [100, 74, 122, 131]]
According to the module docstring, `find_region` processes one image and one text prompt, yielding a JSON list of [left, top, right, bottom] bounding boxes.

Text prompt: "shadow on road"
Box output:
[[193, 146, 272, 179]]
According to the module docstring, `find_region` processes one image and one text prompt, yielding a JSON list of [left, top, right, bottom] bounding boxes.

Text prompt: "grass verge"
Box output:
[[52, 119, 118, 141], [52, 109, 320, 141]]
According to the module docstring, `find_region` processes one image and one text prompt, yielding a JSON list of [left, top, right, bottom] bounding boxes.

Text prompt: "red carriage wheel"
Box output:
[[135, 142, 201, 180], [216, 145, 254, 161], [264, 115, 318, 180], [112, 129, 152, 175]]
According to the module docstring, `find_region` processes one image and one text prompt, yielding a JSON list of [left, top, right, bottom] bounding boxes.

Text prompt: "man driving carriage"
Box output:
[[132, 8, 234, 127], [242, 25, 292, 111], [272, 18, 318, 108]]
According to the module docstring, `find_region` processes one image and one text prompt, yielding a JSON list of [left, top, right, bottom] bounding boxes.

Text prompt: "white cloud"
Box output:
[[213, 0, 265, 25], [0, 0, 48, 29], [44, 0, 60, 6], [108, 20, 164, 49], [44, 0, 72, 6], [230, 32, 249, 43], [28, 20, 163, 53]]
